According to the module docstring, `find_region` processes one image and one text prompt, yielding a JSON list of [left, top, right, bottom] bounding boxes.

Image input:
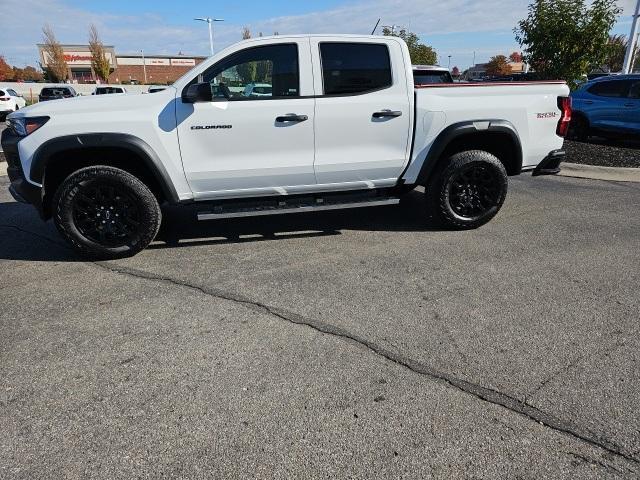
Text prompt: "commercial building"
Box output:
[[37, 44, 207, 84], [463, 61, 528, 80]]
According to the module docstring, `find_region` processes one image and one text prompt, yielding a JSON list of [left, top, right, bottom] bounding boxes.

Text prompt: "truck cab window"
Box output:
[[199, 44, 300, 100], [320, 43, 392, 95]]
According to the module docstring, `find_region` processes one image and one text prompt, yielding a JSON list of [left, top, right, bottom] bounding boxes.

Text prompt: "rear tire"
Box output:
[[53, 166, 161, 259], [426, 150, 508, 229]]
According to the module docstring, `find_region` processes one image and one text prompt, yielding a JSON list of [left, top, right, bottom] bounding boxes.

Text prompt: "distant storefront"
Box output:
[[37, 44, 207, 84]]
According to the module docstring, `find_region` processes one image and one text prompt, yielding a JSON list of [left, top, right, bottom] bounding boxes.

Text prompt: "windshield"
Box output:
[[413, 71, 453, 85]]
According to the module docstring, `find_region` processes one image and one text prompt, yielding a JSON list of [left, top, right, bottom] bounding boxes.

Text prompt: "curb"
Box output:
[[558, 162, 640, 183], [0, 162, 6, 177]]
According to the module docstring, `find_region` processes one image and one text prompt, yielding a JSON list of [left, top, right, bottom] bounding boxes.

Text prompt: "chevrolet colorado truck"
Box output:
[[2, 35, 571, 259]]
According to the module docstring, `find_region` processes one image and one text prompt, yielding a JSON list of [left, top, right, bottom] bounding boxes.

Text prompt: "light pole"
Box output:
[[195, 17, 224, 55], [623, 0, 640, 74], [448, 55, 452, 69], [140, 49, 147, 84]]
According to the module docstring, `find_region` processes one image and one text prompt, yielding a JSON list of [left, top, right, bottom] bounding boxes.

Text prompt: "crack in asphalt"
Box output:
[[93, 260, 639, 470], [564, 451, 629, 475], [524, 340, 626, 403]]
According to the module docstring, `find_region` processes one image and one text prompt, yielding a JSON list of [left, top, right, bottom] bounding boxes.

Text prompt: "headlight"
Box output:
[[8, 116, 49, 137]]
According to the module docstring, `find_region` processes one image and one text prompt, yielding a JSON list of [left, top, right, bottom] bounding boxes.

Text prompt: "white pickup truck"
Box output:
[[2, 35, 571, 258]]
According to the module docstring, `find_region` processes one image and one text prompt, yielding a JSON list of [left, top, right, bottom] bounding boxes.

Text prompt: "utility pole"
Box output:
[[141, 49, 147, 84], [448, 55, 452, 69], [623, 0, 640, 74]]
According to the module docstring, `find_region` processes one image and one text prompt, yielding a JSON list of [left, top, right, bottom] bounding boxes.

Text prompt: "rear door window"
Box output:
[[320, 43, 392, 95], [628, 81, 640, 99], [588, 80, 631, 98]]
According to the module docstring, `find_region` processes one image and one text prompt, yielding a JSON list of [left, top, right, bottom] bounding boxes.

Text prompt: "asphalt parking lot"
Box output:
[[1, 173, 639, 478]]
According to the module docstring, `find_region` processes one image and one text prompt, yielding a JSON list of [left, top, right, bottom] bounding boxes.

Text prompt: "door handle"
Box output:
[[624, 103, 635, 107], [276, 114, 308, 123], [373, 110, 403, 118]]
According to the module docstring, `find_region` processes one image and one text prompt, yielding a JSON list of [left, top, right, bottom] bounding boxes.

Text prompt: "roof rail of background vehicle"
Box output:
[[237, 33, 397, 40], [587, 73, 640, 82], [416, 80, 567, 88]]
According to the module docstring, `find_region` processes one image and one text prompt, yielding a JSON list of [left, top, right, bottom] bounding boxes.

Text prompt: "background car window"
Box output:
[[320, 43, 392, 95], [587, 80, 631, 98], [201, 44, 299, 100], [96, 87, 123, 94], [413, 72, 453, 85], [628, 81, 640, 99], [0, 90, 5, 96], [7, 89, 18, 96], [41, 88, 70, 96]]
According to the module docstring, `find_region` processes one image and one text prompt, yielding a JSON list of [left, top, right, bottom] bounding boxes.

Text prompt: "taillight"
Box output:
[[556, 96, 572, 137]]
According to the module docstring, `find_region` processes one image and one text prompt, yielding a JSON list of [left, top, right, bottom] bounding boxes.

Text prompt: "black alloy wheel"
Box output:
[[427, 150, 508, 229], [71, 183, 142, 247], [53, 166, 161, 259], [447, 163, 503, 221]]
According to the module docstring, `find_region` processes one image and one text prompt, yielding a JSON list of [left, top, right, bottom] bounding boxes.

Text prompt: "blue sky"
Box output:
[[1, 0, 636, 71]]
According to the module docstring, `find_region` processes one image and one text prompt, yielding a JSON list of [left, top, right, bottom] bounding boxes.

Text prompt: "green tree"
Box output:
[[486, 55, 511, 76], [88, 24, 112, 82], [515, 0, 621, 88], [382, 28, 437, 65], [605, 34, 638, 72], [42, 24, 68, 82]]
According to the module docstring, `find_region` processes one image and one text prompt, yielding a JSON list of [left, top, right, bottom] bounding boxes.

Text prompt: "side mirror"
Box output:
[[182, 82, 213, 103]]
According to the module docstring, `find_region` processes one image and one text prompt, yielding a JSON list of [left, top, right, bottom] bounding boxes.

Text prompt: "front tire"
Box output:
[[53, 166, 161, 259], [426, 150, 508, 229]]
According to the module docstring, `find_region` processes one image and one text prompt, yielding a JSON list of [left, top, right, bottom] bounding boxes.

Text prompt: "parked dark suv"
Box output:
[[38, 86, 78, 102]]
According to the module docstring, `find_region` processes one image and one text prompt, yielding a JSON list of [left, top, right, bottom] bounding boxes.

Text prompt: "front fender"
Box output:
[[30, 132, 180, 203]]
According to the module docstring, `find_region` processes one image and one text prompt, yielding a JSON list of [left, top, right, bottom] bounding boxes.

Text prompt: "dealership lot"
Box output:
[[1, 173, 639, 478]]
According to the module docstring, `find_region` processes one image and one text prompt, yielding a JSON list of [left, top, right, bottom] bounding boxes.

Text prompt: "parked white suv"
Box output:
[[0, 88, 27, 119], [412, 65, 454, 85], [3, 35, 570, 258]]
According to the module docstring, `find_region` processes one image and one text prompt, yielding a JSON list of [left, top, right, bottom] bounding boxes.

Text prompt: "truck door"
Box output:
[[310, 39, 412, 185], [176, 40, 316, 199]]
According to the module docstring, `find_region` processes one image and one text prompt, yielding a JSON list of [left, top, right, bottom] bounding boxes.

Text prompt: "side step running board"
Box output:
[[197, 197, 400, 221]]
